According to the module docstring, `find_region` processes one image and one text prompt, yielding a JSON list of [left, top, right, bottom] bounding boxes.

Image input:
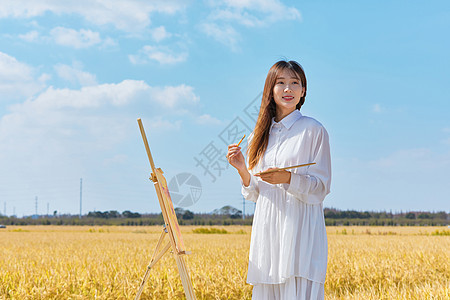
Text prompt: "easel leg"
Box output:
[[175, 254, 196, 300], [134, 227, 169, 300], [151, 227, 167, 262]]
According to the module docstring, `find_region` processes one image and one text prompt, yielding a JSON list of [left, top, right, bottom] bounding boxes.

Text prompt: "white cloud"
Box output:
[[149, 84, 199, 108], [212, 9, 266, 27], [19, 80, 150, 111], [18, 27, 116, 48], [196, 114, 223, 125], [372, 103, 383, 113], [200, 23, 240, 52], [0, 52, 34, 82], [129, 45, 188, 65], [209, 0, 302, 28], [0, 0, 184, 32], [0, 79, 200, 201], [151, 26, 172, 42], [0, 80, 200, 188], [18, 30, 40, 42], [202, 0, 300, 50], [38, 73, 52, 83], [2, 80, 200, 125], [147, 116, 182, 131], [0, 51, 46, 100], [100, 37, 117, 48], [50, 27, 102, 49], [54, 63, 97, 86], [220, 0, 301, 22]]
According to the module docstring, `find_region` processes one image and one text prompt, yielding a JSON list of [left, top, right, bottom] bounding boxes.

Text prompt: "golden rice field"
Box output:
[[0, 225, 449, 299]]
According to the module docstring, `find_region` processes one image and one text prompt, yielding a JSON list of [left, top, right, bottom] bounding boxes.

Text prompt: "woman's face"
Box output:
[[272, 68, 304, 116]]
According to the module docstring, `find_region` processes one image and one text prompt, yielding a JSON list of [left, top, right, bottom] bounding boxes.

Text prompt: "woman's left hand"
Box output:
[[255, 168, 291, 184]]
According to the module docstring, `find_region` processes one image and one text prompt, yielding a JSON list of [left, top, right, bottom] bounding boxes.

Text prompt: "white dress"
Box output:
[[241, 109, 331, 300]]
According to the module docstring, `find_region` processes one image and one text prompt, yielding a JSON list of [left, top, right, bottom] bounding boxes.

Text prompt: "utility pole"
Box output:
[[79, 178, 82, 219]]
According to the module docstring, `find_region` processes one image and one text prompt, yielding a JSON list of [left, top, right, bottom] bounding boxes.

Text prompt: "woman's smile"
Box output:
[[282, 95, 294, 101]]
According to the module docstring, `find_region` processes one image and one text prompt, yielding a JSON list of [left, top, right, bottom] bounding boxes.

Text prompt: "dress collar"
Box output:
[[270, 109, 302, 133]]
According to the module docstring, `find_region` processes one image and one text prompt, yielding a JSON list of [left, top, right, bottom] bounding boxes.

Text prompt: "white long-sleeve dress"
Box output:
[[241, 109, 331, 300]]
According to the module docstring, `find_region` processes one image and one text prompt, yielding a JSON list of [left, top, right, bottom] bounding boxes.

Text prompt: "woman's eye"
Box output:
[[277, 81, 284, 84]]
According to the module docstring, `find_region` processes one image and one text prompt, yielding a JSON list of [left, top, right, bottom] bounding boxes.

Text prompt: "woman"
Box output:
[[226, 60, 331, 299]]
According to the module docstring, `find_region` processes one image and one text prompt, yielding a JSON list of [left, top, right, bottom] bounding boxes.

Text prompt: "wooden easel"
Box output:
[[135, 118, 196, 300]]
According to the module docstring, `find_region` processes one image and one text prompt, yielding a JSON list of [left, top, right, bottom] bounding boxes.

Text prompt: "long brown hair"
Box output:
[[247, 60, 307, 170]]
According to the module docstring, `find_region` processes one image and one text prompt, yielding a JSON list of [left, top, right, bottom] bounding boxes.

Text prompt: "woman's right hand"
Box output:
[[226, 144, 246, 172]]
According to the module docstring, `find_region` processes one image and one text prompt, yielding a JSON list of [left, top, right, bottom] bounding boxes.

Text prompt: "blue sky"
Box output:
[[0, 0, 449, 216]]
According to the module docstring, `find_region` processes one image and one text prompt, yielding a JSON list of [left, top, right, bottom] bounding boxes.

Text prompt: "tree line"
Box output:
[[323, 208, 448, 226], [0, 207, 448, 226]]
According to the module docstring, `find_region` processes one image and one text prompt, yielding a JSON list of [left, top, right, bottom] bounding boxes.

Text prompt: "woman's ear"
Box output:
[[301, 87, 306, 97]]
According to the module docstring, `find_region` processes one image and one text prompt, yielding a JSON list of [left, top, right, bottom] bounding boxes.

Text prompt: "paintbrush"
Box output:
[[254, 162, 316, 176]]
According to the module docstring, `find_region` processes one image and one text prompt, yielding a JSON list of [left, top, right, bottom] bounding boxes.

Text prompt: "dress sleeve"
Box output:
[[285, 126, 331, 204], [240, 134, 260, 203], [241, 173, 259, 203]]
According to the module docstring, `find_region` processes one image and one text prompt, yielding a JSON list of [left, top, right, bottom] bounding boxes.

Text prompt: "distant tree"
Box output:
[[405, 212, 416, 219], [174, 208, 186, 218], [87, 210, 121, 219], [212, 206, 241, 216], [183, 210, 194, 220], [324, 210, 337, 219], [230, 211, 242, 219], [107, 210, 120, 218], [122, 210, 141, 218], [418, 213, 432, 219], [434, 211, 447, 219], [362, 211, 371, 219], [87, 211, 102, 218]]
